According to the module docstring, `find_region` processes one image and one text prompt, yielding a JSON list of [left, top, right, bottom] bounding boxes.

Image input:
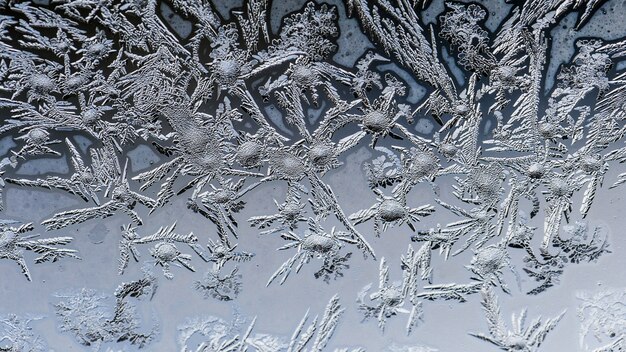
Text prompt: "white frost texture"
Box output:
[[0, 0, 624, 351]]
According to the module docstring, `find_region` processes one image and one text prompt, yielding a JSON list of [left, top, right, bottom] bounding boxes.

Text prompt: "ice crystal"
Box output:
[[522, 221, 610, 295], [349, 185, 434, 236], [42, 158, 156, 230], [193, 267, 242, 301], [357, 257, 422, 334], [117, 222, 202, 279], [54, 271, 158, 351], [0, 219, 79, 281], [267, 218, 355, 286], [179, 294, 348, 352], [469, 288, 565, 351], [468, 240, 521, 294], [577, 288, 626, 351], [363, 147, 404, 189], [439, 3, 495, 73], [248, 182, 309, 235], [0, 314, 46, 352], [203, 238, 254, 270], [177, 315, 250, 352], [7, 138, 105, 204]]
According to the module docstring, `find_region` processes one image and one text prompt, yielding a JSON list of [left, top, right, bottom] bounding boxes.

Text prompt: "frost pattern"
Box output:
[[0, 0, 623, 349], [0, 315, 46, 352], [53, 270, 159, 351], [0, 219, 79, 281], [469, 288, 566, 351], [178, 294, 356, 352], [577, 288, 626, 351]]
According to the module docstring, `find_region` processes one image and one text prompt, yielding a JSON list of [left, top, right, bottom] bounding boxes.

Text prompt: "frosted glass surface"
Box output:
[[0, 0, 625, 351]]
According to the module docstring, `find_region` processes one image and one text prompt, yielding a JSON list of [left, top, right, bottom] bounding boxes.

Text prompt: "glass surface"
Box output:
[[0, 0, 625, 351]]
